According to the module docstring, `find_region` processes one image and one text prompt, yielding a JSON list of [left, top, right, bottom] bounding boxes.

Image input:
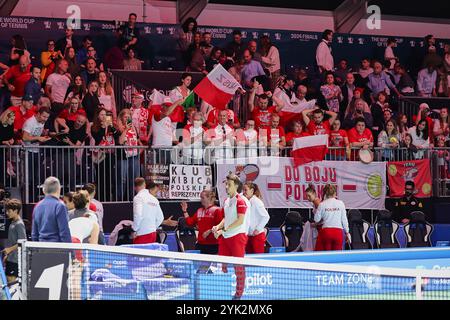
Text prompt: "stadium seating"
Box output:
[[404, 211, 434, 247]]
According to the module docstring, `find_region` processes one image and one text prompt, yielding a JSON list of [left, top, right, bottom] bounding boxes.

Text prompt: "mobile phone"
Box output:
[[127, 117, 132, 126]]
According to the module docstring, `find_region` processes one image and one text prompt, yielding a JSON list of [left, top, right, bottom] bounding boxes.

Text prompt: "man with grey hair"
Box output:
[[31, 177, 72, 242]]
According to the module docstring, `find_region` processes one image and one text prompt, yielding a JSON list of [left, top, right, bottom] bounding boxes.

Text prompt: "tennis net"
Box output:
[[18, 241, 450, 300]]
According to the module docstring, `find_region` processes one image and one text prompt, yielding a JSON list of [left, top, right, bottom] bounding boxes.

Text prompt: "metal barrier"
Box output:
[[1, 145, 449, 203], [398, 96, 450, 127]]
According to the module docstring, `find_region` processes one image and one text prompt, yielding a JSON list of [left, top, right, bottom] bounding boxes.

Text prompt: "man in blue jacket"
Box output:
[[31, 176, 72, 242]]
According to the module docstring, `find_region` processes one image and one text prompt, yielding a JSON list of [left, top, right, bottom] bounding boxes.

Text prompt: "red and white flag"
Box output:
[[193, 64, 242, 110], [274, 89, 316, 126], [292, 134, 328, 167]]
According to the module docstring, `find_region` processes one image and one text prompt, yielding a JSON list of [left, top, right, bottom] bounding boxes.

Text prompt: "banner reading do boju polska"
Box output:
[[169, 165, 213, 200], [216, 157, 386, 209]]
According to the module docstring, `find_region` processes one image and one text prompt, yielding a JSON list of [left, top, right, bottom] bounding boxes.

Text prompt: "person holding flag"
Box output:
[[248, 79, 284, 129], [193, 63, 244, 111], [169, 72, 196, 130], [212, 174, 249, 300]]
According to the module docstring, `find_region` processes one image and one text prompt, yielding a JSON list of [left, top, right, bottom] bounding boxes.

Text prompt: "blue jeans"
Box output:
[[119, 155, 140, 201]]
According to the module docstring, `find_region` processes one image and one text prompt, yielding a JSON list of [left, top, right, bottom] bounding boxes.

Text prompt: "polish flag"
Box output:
[[267, 176, 282, 190], [274, 89, 316, 126], [193, 64, 242, 110], [149, 89, 170, 106], [292, 134, 328, 167]]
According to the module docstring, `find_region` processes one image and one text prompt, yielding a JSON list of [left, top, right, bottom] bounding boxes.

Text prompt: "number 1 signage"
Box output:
[[29, 251, 70, 300]]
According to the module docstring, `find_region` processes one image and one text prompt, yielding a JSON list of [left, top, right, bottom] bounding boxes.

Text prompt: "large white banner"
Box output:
[[216, 157, 386, 209], [169, 165, 213, 200]]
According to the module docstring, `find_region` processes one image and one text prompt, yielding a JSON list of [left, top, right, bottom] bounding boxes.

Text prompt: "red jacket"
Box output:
[[185, 205, 223, 245]]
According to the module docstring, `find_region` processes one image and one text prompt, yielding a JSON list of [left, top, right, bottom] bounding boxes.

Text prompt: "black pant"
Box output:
[[195, 243, 219, 255]]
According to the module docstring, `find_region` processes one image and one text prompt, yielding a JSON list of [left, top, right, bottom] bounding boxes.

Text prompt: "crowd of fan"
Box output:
[[0, 14, 450, 191]]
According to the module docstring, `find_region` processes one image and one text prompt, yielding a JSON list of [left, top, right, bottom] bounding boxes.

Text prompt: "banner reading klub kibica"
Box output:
[[169, 165, 213, 200], [216, 157, 386, 209], [387, 159, 432, 198]]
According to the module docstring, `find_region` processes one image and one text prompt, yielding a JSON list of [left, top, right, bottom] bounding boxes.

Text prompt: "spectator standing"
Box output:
[[65, 75, 87, 105], [3, 55, 31, 106], [45, 59, 71, 115], [235, 119, 259, 158], [0, 110, 15, 186], [31, 177, 72, 242], [320, 72, 343, 113], [226, 30, 246, 60], [367, 61, 401, 102], [334, 59, 350, 86], [248, 82, 283, 129], [205, 47, 222, 72], [182, 111, 206, 164], [357, 58, 373, 84], [98, 71, 117, 123], [384, 38, 398, 70], [40, 39, 63, 83], [123, 48, 142, 71], [176, 17, 197, 70], [343, 98, 373, 130], [118, 13, 140, 50], [316, 29, 334, 74], [80, 58, 99, 85], [64, 47, 81, 78], [433, 107, 450, 138], [396, 64, 415, 95], [6, 95, 37, 134], [206, 109, 236, 161], [377, 119, 401, 161], [423, 45, 443, 70], [116, 109, 141, 201], [241, 49, 266, 89], [260, 113, 286, 156], [347, 117, 374, 161], [247, 40, 262, 63], [91, 108, 120, 201], [9, 35, 30, 66], [302, 108, 337, 136], [328, 119, 350, 160], [82, 80, 100, 123], [340, 73, 356, 118], [76, 36, 93, 65], [56, 27, 78, 53], [24, 66, 42, 105], [408, 119, 430, 159], [435, 65, 450, 97], [202, 32, 214, 58], [417, 64, 437, 97], [130, 92, 150, 144], [399, 133, 418, 161], [260, 35, 280, 89]]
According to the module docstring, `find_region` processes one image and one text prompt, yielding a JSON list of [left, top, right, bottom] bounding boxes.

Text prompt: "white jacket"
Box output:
[[247, 196, 270, 235], [261, 46, 281, 74], [316, 40, 334, 72], [132, 189, 164, 236], [314, 198, 349, 233]]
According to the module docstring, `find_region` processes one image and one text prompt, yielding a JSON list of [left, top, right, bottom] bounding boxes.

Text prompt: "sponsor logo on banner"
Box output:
[[216, 158, 386, 209], [169, 165, 213, 199], [44, 21, 52, 29]]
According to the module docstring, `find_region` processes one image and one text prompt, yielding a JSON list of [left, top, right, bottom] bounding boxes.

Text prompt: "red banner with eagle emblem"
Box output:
[[387, 159, 432, 198]]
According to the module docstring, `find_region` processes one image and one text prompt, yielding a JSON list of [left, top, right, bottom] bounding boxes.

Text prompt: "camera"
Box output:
[[0, 187, 11, 202]]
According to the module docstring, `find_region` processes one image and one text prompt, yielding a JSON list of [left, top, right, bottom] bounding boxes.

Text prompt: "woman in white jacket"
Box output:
[[243, 182, 270, 254], [314, 184, 349, 251], [408, 119, 430, 159]]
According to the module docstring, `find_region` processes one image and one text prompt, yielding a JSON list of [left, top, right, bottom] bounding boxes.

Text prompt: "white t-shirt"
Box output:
[[23, 116, 45, 152], [223, 193, 249, 238], [46, 73, 71, 104], [69, 217, 95, 242], [152, 115, 174, 147], [314, 198, 349, 233], [384, 46, 396, 69]]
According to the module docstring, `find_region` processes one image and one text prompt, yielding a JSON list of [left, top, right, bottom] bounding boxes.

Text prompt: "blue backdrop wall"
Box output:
[[0, 16, 448, 73]]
